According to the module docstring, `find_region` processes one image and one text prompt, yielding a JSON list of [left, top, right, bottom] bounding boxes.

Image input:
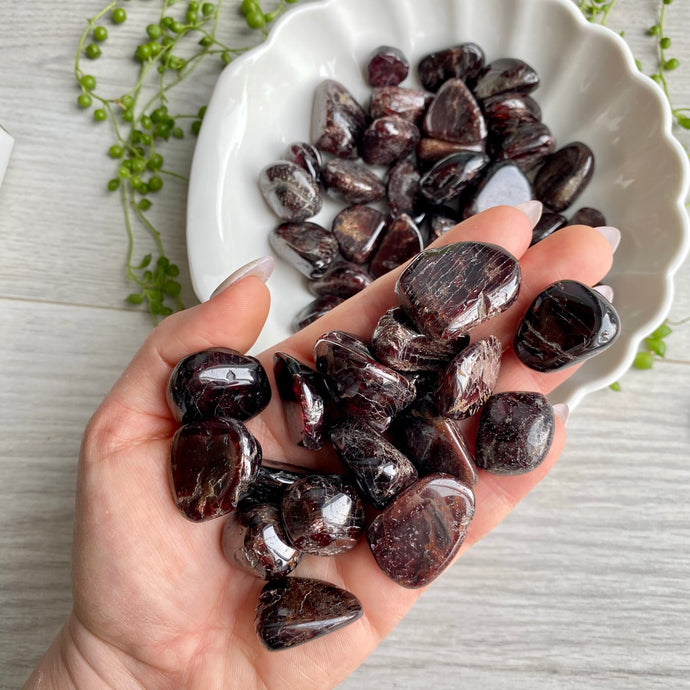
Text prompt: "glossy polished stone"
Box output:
[[367, 474, 475, 588], [369, 214, 423, 279], [437, 335, 502, 419], [222, 503, 302, 580], [462, 161, 533, 218], [359, 116, 421, 166], [530, 211, 567, 246], [419, 151, 489, 205], [308, 260, 373, 299], [416, 138, 484, 169], [322, 159, 386, 205], [269, 221, 338, 279], [314, 330, 416, 433], [482, 91, 541, 135], [367, 45, 409, 86], [427, 209, 457, 244], [473, 57, 540, 100], [292, 295, 344, 332], [258, 161, 323, 221], [395, 241, 521, 340], [281, 474, 364, 555], [370, 86, 433, 123], [496, 121, 555, 173], [568, 206, 606, 227], [514, 280, 620, 372], [273, 352, 328, 451], [311, 79, 367, 159], [284, 141, 322, 183], [423, 79, 487, 145], [417, 43, 485, 92], [372, 306, 467, 372], [392, 410, 478, 486], [330, 419, 418, 509], [332, 205, 387, 264], [387, 159, 423, 218], [170, 418, 261, 522], [167, 348, 271, 424], [534, 142, 595, 212], [237, 460, 310, 510], [475, 392, 555, 475], [255, 577, 363, 650]]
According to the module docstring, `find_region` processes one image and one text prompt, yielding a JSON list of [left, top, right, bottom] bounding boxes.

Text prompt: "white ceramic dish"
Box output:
[[187, 0, 689, 408]]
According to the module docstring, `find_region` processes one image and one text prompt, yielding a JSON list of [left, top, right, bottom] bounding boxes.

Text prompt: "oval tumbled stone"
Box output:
[[395, 241, 521, 340], [367, 474, 475, 588], [514, 280, 620, 372], [269, 221, 338, 279], [534, 142, 595, 212], [474, 391, 555, 475], [258, 161, 322, 221]]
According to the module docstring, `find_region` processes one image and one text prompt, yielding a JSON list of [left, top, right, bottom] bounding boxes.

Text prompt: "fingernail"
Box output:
[[593, 284, 614, 302], [211, 256, 275, 298], [594, 226, 621, 253], [552, 402, 570, 426], [514, 200, 543, 228]]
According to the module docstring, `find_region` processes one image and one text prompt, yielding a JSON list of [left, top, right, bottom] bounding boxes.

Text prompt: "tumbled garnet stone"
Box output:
[[269, 221, 338, 279], [417, 43, 485, 92], [423, 78, 487, 146], [368, 214, 423, 279], [530, 212, 567, 246], [419, 151, 489, 205], [514, 280, 620, 372], [308, 261, 373, 299], [569, 206, 605, 227], [370, 86, 433, 123], [386, 159, 423, 218], [167, 348, 271, 424], [281, 474, 365, 555], [474, 391, 555, 475], [221, 503, 302, 580], [330, 419, 418, 509], [359, 116, 421, 167], [534, 142, 595, 212], [284, 141, 322, 182], [237, 460, 310, 510], [496, 121, 555, 173], [482, 91, 541, 135], [258, 161, 323, 221], [332, 205, 387, 264], [322, 158, 386, 205], [292, 295, 344, 332], [367, 45, 409, 87], [473, 57, 540, 100], [395, 241, 521, 340], [169, 418, 261, 522], [255, 577, 363, 650], [367, 474, 475, 588]]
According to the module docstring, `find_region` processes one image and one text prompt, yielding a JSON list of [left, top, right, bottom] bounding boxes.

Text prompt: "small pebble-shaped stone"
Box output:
[[568, 206, 606, 227], [314, 330, 416, 433], [481, 91, 542, 135], [369, 214, 423, 279], [419, 151, 489, 205], [497, 121, 555, 173], [311, 79, 367, 158], [372, 306, 467, 372], [292, 295, 344, 332], [367, 45, 409, 86], [367, 474, 475, 588], [269, 221, 338, 279], [322, 159, 386, 205], [167, 348, 271, 424], [427, 209, 457, 244], [308, 260, 373, 299], [534, 142, 595, 212], [370, 86, 433, 123], [437, 335, 502, 419], [255, 577, 363, 650], [475, 392, 555, 475], [530, 212, 567, 246], [258, 161, 323, 221], [170, 418, 261, 522], [221, 503, 302, 580], [416, 138, 485, 169], [284, 141, 322, 182], [330, 419, 418, 509], [417, 43, 485, 92], [462, 161, 533, 219], [387, 159, 423, 219], [359, 116, 421, 166], [332, 205, 387, 264], [396, 241, 521, 340], [514, 280, 620, 371], [281, 474, 365, 555], [237, 460, 310, 510], [473, 57, 540, 100], [273, 352, 328, 451], [423, 79, 487, 146]]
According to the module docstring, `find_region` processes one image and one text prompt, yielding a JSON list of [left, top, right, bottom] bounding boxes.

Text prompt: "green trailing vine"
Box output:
[[74, 0, 298, 321]]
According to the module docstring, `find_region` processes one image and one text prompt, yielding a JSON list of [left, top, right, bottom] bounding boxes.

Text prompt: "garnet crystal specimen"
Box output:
[[258, 161, 322, 221], [367, 474, 475, 588], [514, 280, 620, 372], [281, 474, 364, 555], [395, 241, 521, 340], [534, 142, 595, 212], [475, 391, 555, 475], [330, 419, 418, 509], [367, 45, 409, 87], [255, 577, 363, 650], [166, 348, 271, 424], [269, 221, 338, 279], [169, 418, 261, 521]]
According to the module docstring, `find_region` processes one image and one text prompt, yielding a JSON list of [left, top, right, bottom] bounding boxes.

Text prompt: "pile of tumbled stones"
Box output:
[[258, 44, 606, 332], [166, 236, 620, 650]]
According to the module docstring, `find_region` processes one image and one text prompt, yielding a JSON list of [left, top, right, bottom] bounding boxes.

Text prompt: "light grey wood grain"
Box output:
[[1, 1, 689, 689]]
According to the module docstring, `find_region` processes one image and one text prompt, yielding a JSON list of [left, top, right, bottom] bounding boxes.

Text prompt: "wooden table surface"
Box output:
[[1, 1, 689, 688]]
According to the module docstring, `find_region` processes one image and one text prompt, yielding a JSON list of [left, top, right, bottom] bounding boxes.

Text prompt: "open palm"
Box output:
[[29, 207, 614, 690]]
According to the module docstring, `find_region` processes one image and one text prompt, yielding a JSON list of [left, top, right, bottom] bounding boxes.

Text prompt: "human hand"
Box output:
[[25, 205, 616, 690]]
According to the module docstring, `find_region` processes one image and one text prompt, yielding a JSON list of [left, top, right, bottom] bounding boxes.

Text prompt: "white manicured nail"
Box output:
[[594, 226, 621, 253], [211, 256, 275, 298], [552, 403, 570, 426], [593, 284, 614, 302], [514, 200, 543, 228]]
